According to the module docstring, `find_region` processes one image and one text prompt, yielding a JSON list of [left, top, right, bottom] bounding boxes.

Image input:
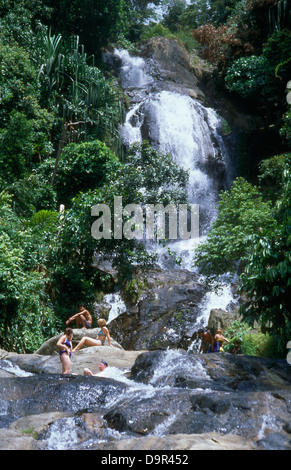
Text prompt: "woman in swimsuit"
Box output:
[[57, 327, 73, 374], [213, 328, 229, 352], [72, 319, 112, 352]]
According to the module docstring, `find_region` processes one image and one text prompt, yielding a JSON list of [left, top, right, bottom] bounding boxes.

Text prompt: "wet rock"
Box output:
[[257, 432, 291, 450], [0, 429, 37, 450], [9, 411, 72, 436], [131, 349, 291, 391], [110, 270, 209, 350], [0, 374, 128, 419], [104, 350, 291, 445], [0, 348, 291, 449], [140, 37, 205, 101], [1, 345, 144, 376]]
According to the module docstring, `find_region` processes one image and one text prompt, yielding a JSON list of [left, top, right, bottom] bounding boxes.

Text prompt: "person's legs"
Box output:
[[75, 315, 86, 328], [73, 336, 102, 351], [60, 353, 71, 374]]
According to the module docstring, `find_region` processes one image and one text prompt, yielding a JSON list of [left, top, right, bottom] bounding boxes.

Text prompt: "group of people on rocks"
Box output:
[[198, 328, 242, 355], [57, 305, 112, 375], [57, 305, 242, 375]]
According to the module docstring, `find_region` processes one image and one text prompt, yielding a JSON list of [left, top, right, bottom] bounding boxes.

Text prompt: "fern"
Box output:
[[28, 210, 58, 234]]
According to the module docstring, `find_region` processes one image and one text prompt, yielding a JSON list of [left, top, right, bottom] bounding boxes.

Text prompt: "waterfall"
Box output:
[[100, 45, 238, 332], [104, 292, 127, 323], [114, 47, 230, 270]]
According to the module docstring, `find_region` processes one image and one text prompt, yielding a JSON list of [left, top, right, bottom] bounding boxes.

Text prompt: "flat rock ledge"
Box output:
[[0, 423, 255, 451]]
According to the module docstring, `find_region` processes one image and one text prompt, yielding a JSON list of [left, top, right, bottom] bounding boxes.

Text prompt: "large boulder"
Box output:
[[0, 345, 144, 376], [207, 308, 241, 334], [110, 270, 209, 350], [140, 37, 206, 100]]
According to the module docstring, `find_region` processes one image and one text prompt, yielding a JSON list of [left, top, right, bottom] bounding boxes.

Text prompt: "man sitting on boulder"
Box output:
[[66, 305, 92, 329]]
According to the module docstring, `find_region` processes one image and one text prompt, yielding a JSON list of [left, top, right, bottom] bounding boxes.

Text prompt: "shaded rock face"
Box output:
[[0, 374, 126, 416], [139, 37, 205, 100], [104, 37, 206, 101], [110, 270, 209, 350]]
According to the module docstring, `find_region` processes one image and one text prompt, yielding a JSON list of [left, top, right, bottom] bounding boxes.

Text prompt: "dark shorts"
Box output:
[[85, 320, 92, 329]]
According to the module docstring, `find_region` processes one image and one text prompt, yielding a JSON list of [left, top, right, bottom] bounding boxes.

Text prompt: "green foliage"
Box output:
[[239, 156, 291, 352], [0, 39, 54, 183], [224, 29, 291, 112], [43, 0, 130, 57], [209, 0, 238, 25], [36, 30, 125, 157], [280, 84, 291, 149], [162, 0, 187, 32], [114, 141, 189, 206], [38, 140, 121, 206], [141, 23, 176, 41], [194, 155, 290, 352], [6, 173, 57, 217], [225, 55, 269, 99], [0, 41, 38, 120], [258, 153, 289, 202], [224, 320, 278, 357], [0, 191, 59, 352], [193, 177, 276, 277], [46, 141, 189, 316]]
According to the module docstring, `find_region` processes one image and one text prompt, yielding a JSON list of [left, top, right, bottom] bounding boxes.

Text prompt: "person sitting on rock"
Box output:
[[72, 319, 112, 351], [213, 328, 229, 352], [83, 360, 109, 377], [198, 329, 214, 353], [66, 305, 92, 329]]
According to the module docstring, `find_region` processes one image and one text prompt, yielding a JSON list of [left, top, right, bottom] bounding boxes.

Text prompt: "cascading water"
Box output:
[[122, 90, 222, 229], [102, 46, 237, 327], [116, 48, 230, 268], [103, 292, 127, 323]]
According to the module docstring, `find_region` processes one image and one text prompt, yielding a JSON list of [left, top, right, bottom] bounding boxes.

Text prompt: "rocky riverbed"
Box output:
[[1, 341, 291, 450], [1, 269, 291, 451]]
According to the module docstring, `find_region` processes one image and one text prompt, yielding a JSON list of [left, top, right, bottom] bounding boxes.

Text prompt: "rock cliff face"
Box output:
[[139, 36, 206, 100]]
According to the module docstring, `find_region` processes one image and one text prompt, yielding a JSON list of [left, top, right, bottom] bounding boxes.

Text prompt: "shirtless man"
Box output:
[[66, 305, 92, 329], [198, 329, 214, 353], [83, 360, 108, 377]]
